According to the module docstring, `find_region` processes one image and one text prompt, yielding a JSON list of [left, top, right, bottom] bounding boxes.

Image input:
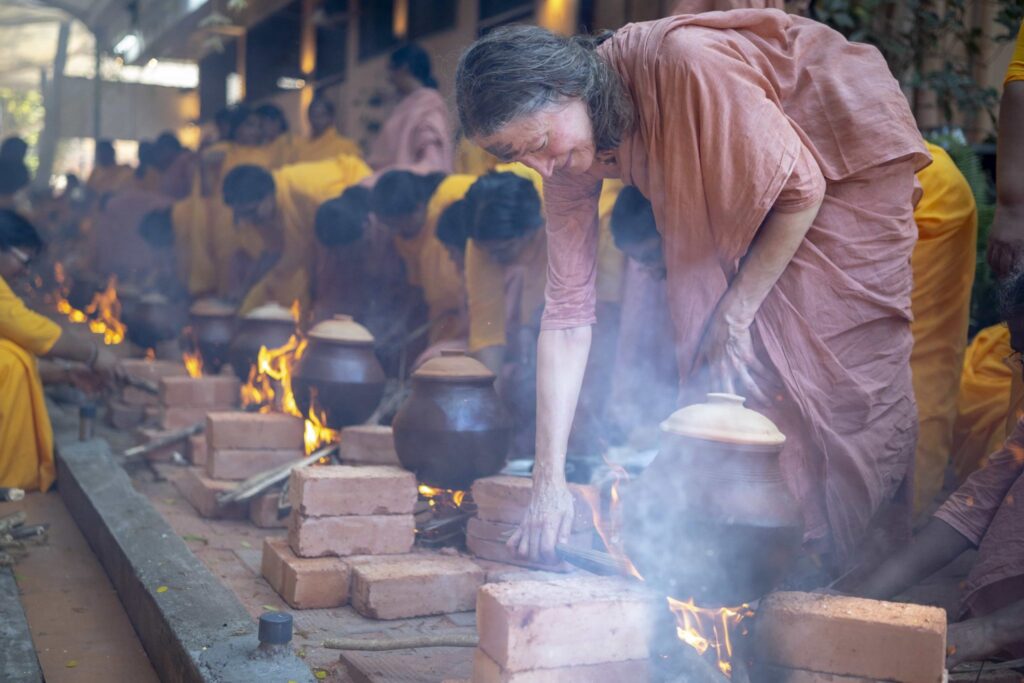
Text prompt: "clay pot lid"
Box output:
[[308, 315, 374, 344], [189, 298, 236, 317], [242, 303, 294, 322], [660, 393, 786, 447], [413, 350, 494, 381]]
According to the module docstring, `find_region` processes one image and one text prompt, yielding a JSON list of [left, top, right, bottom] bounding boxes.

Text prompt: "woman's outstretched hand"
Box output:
[[694, 310, 767, 404], [506, 478, 575, 563]]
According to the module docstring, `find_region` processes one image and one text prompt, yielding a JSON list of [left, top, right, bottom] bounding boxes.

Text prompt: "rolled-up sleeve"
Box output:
[[540, 172, 602, 330], [773, 143, 826, 213]]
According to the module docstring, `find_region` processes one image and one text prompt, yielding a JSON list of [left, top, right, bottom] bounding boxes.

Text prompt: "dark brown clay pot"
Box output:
[[620, 393, 802, 606], [228, 304, 296, 380], [123, 291, 185, 349], [392, 352, 512, 490], [292, 316, 385, 428], [188, 299, 237, 374]]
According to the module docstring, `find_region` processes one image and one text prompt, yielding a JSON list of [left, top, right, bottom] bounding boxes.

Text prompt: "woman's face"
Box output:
[[475, 99, 595, 179]]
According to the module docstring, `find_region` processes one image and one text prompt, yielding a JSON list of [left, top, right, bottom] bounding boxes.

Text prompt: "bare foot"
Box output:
[[946, 617, 998, 668]]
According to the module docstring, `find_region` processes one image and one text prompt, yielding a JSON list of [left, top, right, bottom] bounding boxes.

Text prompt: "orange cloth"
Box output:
[[909, 142, 978, 513], [238, 154, 372, 315], [290, 129, 362, 164], [367, 87, 454, 173], [1005, 22, 1024, 85], [953, 325, 1016, 482], [0, 274, 61, 491], [542, 12, 928, 561], [455, 137, 500, 176]]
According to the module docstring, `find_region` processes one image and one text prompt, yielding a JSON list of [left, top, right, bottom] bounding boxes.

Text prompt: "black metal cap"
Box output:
[[79, 403, 98, 419], [258, 612, 292, 645]]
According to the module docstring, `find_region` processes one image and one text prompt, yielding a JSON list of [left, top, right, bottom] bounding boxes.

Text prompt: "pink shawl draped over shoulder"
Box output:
[[367, 87, 454, 173], [542, 11, 929, 561]]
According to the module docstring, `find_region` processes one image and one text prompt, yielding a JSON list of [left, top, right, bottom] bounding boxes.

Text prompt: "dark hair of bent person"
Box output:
[[389, 43, 438, 89], [371, 170, 446, 218], [465, 171, 542, 242], [0, 208, 43, 252], [310, 93, 336, 116], [455, 25, 633, 155], [95, 140, 116, 164], [256, 104, 289, 132], [0, 136, 28, 162], [610, 185, 658, 248], [139, 208, 175, 248], [0, 157, 30, 196], [228, 104, 256, 140], [999, 268, 1024, 321], [436, 199, 471, 251], [156, 131, 183, 152], [222, 165, 275, 207], [316, 186, 372, 247]]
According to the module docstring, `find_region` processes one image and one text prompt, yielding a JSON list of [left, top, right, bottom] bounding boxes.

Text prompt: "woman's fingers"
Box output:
[[506, 525, 524, 552]]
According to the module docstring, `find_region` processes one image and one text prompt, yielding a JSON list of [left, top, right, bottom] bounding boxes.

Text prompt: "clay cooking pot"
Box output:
[[392, 351, 512, 490], [228, 303, 296, 380], [123, 291, 184, 349], [620, 393, 802, 606], [188, 299, 237, 374], [291, 315, 385, 427]]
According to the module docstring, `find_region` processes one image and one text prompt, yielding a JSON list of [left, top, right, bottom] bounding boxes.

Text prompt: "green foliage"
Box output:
[[0, 88, 44, 174]]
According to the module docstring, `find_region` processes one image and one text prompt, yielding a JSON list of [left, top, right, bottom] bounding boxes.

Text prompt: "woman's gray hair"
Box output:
[[455, 25, 634, 154]]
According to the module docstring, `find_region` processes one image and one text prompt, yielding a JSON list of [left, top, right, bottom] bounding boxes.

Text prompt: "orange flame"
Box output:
[[304, 399, 338, 456], [144, 348, 156, 361], [182, 350, 203, 378], [417, 484, 467, 508], [52, 265, 126, 345]]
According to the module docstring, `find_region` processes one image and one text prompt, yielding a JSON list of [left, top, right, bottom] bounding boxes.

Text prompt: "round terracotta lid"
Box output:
[[189, 298, 236, 317], [660, 393, 786, 447], [243, 303, 294, 322], [414, 350, 494, 381], [308, 315, 374, 344]]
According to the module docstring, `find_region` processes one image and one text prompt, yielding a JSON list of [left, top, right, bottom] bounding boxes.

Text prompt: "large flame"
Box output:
[[53, 265, 126, 345], [586, 459, 752, 677], [182, 350, 203, 378], [418, 484, 467, 508]]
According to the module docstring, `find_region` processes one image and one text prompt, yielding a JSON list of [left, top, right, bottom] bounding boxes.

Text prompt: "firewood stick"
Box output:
[[0, 511, 26, 533], [216, 443, 339, 506], [323, 633, 478, 651], [122, 422, 203, 459], [120, 374, 159, 395]]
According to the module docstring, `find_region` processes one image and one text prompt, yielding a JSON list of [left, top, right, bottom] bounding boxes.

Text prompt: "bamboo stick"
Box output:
[[324, 633, 478, 651]]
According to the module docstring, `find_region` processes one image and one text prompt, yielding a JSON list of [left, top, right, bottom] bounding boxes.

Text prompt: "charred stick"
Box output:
[[0, 511, 27, 533], [122, 422, 204, 459], [324, 633, 478, 651], [120, 375, 160, 395], [216, 443, 339, 506]]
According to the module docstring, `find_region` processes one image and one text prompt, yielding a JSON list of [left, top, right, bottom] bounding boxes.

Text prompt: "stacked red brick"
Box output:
[[468, 475, 596, 571], [262, 464, 484, 616], [137, 373, 239, 463], [109, 359, 185, 430], [472, 576, 656, 682]]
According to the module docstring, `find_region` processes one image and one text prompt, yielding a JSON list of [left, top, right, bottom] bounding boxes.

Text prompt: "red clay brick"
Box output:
[[121, 359, 187, 382], [122, 385, 160, 407], [472, 559, 581, 584], [160, 376, 240, 408], [758, 665, 875, 683], [465, 517, 592, 572], [349, 555, 484, 619], [752, 592, 947, 683], [476, 576, 656, 671], [288, 513, 414, 557], [188, 434, 207, 466], [471, 476, 595, 532], [170, 467, 248, 519], [261, 537, 349, 609], [472, 648, 649, 683], [160, 407, 211, 431], [249, 491, 289, 528], [206, 412, 304, 450], [338, 425, 400, 466], [107, 400, 145, 429], [289, 465, 417, 517], [206, 448, 303, 480]]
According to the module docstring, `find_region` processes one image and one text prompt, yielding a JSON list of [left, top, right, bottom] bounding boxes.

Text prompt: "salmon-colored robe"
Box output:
[[367, 87, 454, 173], [542, 11, 929, 561]]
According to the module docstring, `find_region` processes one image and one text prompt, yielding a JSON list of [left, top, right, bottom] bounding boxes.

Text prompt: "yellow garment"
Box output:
[[1005, 22, 1024, 85], [466, 230, 547, 352], [170, 193, 216, 296], [394, 174, 476, 288], [290, 129, 362, 164], [420, 236, 466, 343], [909, 142, 978, 513], [0, 275, 61, 491], [238, 154, 372, 315], [597, 179, 627, 304], [455, 137, 500, 176], [87, 164, 133, 196], [952, 325, 1015, 483]]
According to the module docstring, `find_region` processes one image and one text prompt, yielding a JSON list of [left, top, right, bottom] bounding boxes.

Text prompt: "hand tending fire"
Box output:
[[53, 264, 126, 345], [586, 461, 753, 678]]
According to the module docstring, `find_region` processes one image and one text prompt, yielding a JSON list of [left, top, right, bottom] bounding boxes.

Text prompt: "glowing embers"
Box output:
[[53, 264, 126, 345]]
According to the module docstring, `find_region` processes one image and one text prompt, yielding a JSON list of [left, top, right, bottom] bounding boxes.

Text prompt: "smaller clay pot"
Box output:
[[228, 303, 296, 380], [392, 351, 512, 489], [67, 273, 103, 310], [292, 315, 385, 428], [188, 299, 237, 374], [124, 292, 185, 349]]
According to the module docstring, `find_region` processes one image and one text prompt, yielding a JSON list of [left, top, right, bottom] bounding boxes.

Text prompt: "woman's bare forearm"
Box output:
[[534, 326, 591, 484]]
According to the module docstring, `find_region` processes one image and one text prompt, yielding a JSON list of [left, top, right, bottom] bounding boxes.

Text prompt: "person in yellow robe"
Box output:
[[370, 170, 468, 345], [909, 141, 978, 513], [220, 154, 372, 315], [454, 135, 500, 176], [86, 141, 133, 199], [0, 210, 125, 491], [290, 95, 362, 165]]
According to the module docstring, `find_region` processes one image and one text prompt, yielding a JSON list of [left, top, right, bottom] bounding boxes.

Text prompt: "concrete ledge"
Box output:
[[0, 568, 43, 682], [56, 437, 312, 682]]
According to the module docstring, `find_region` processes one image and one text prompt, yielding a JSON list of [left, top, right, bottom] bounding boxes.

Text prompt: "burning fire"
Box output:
[[53, 264, 126, 345], [585, 460, 752, 677], [418, 484, 466, 508], [183, 350, 203, 378]]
